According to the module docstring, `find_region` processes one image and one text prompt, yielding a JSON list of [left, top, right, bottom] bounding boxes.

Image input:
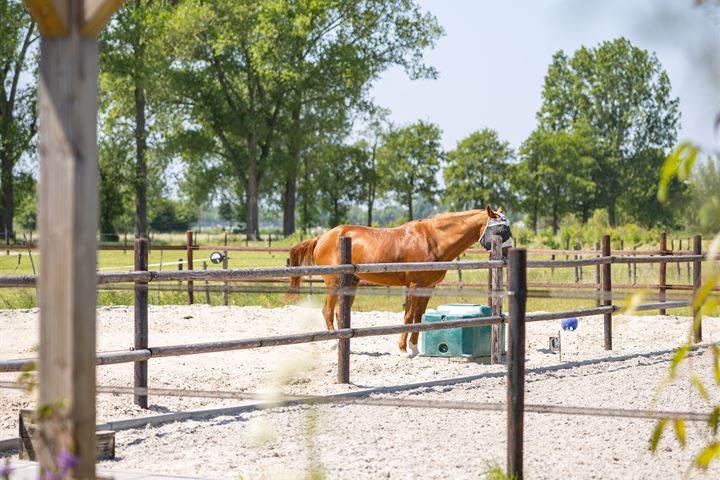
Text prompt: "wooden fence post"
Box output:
[[490, 236, 503, 364], [507, 248, 527, 480], [187, 231, 194, 304], [178, 259, 183, 286], [30, 0, 123, 471], [693, 235, 702, 343], [338, 236, 353, 384], [594, 242, 601, 307], [633, 246, 638, 285], [134, 238, 149, 408], [203, 261, 210, 304], [659, 232, 667, 315], [602, 235, 612, 350]]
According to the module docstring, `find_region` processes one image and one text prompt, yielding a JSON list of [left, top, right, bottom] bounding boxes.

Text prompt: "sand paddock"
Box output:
[[1, 304, 720, 479]]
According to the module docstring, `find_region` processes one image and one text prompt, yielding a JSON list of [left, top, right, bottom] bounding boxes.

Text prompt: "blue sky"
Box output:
[[370, 0, 720, 153]]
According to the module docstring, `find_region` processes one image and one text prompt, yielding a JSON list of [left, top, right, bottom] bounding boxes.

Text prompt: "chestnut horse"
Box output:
[[288, 207, 511, 358]]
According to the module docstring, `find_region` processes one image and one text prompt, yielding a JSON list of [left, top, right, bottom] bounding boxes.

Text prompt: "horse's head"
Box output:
[[479, 206, 512, 258]]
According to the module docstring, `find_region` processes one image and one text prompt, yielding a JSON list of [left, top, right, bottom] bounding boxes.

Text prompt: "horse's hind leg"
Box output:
[[321, 276, 338, 330], [334, 277, 360, 328], [408, 294, 432, 357], [322, 294, 337, 330]]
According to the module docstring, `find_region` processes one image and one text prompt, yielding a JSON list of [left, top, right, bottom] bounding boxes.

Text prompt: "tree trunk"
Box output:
[[367, 187, 374, 227], [408, 191, 413, 221], [552, 203, 559, 234], [246, 132, 259, 240], [608, 200, 617, 227], [282, 175, 296, 237], [134, 76, 147, 238], [0, 151, 13, 238]]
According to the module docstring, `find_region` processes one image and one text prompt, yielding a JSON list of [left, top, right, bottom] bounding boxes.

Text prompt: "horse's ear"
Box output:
[[496, 207, 503, 214], [486, 205, 498, 219]]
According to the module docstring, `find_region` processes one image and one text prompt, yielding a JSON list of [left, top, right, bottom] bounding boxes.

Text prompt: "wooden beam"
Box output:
[[81, 0, 126, 36], [37, 0, 98, 476], [24, 0, 68, 36]]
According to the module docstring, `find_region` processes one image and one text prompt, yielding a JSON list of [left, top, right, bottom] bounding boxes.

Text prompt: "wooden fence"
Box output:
[[0, 233, 712, 479]]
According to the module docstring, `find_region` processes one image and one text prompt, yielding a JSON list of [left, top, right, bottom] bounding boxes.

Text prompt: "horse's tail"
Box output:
[[285, 237, 318, 301]]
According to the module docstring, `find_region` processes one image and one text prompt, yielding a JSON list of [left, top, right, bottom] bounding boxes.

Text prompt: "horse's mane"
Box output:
[[426, 209, 484, 222]]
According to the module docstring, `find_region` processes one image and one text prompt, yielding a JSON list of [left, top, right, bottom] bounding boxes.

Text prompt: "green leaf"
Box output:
[[658, 142, 699, 203], [693, 273, 719, 311], [650, 418, 669, 452], [712, 345, 720, 385], [621, 291, 647, 316], [695, 442, 720, 469], [673, 419, 686, 447], [670, 344, 690, 379], [690, 375, 709, 400], [708, 406, 720, 436]]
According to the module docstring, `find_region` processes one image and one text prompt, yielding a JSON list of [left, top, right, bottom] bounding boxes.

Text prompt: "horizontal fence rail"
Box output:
[[0, 300, 694, 373], [0, 254, 715, 288]]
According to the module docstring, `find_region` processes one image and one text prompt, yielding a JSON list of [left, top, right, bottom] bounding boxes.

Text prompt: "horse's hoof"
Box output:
[[406, 341, 419, 359]]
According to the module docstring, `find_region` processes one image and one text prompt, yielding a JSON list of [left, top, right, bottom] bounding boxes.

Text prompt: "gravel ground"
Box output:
[[1, 304, 720, 479]]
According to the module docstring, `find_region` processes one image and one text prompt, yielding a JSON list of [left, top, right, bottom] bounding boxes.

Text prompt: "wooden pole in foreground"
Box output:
[[507, 248, 527, 480], [134, 238, 149, 408], [693, 235, 702, 343], [602, 235, 612, 350], [186, 230, 194, 304], [659, 232, 667, 315], [337, 236, 353, 384], [30, 0, 123, 473], [490, 236, 503, 364]]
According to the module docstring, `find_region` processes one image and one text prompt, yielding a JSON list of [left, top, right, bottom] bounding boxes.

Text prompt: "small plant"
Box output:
[[483, 461, 517, 480]]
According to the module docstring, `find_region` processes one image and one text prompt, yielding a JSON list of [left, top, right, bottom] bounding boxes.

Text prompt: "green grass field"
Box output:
[[0, 231, 715, 316]]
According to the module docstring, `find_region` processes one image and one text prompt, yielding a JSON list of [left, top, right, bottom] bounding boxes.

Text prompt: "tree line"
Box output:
[[2, 0, 712, 240]]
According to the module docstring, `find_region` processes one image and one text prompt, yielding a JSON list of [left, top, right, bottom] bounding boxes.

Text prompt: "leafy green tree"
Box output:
[[443, 128, 515, 212], [0, 0, 36, 237], [164, 0, 442, 238], [516, 121, 597, 233], [357, 107, 391, 226], [314, 142, 366, 227], [537, 38, 680, 225], [687, 155, 720, 234], [149, 197, 198, 232], [378, 120, 443, 220], [100, 0, 172, 238]]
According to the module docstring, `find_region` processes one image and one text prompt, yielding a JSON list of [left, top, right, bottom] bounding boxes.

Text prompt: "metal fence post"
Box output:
[[693, 235, 702, 343], [134, 237, 149, 408], [490, 235, 503, 364], [507, 248, 527, 480], [203, 261, 210, 304], [187, 230, 194, 304], [338, 236, 353, 384], [602, 235, 612, 350], [659, 232, 667, 315]]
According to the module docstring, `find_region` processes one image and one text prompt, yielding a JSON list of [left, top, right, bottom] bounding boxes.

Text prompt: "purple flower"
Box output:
[[56, 449, 81, 473], [0, 459, 13, 479]]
